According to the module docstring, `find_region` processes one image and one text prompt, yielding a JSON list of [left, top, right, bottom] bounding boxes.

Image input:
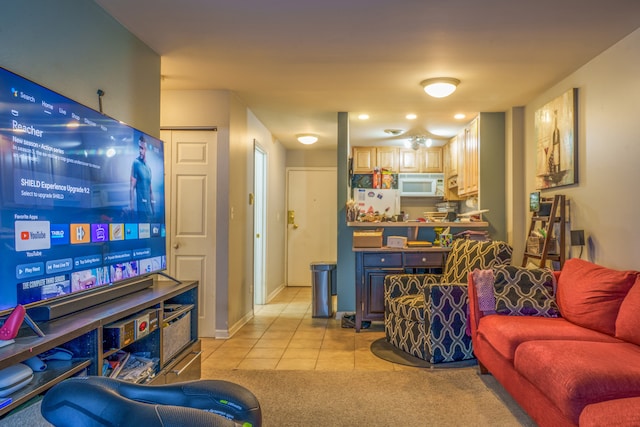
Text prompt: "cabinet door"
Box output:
[[420, 147, 443, 173], [399, 148, 420, 172], [364, 269, 403, 320], [352, 147, 376, 173], [457, 128, 467, 196], [377, 147, 399, 172], [465, 118, 479, 195], [448, 137, 458, 177]]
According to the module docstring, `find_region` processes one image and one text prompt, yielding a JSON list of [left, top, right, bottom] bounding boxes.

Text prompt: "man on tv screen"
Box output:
[[130, 135, 154, 221]]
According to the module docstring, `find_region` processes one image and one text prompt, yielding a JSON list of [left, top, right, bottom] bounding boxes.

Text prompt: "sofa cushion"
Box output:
[[387, 294, 424, 323], [556, 258, 637, 335], [514, 341, 640, 425], [616, 276, 640, 345], [477, 314, 622, 362], [492, 265, 559, 317]]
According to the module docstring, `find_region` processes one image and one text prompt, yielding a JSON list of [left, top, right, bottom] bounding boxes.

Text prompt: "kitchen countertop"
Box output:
[[347, 221, 488, 228], [352, 245, 452, 252]]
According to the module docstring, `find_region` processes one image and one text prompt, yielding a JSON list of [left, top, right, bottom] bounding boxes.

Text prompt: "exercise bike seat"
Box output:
[[41, 376, 261, 427]]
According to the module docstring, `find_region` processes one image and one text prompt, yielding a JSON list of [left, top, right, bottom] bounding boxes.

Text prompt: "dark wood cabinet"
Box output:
[[354, 249, 447, 331], [0, 280, 199, 416]]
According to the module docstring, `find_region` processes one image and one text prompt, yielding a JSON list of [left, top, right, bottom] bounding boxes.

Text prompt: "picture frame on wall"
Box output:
[[535, 88, 578, 189]]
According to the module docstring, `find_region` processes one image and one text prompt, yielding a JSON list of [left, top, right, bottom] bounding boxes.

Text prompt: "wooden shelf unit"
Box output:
[[0, 279, 200, 417], [522, 194, 567, 269]]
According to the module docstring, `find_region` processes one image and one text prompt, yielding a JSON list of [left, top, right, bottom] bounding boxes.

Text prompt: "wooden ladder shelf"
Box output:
[[522, 194, 567, 269]]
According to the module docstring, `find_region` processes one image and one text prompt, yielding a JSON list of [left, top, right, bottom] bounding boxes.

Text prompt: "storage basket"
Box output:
[[527, 235, 557, 255], [162, 311, 191, 362]]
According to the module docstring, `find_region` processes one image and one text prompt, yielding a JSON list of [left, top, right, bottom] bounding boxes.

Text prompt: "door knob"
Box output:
[[256, 233, 261, 238], [172, 243, 180, 249], [293, 224, 299, 229]]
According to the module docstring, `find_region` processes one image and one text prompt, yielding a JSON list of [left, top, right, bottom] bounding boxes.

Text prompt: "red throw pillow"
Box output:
[[616, 276, 640, 345], [556, 258, 638, 335]]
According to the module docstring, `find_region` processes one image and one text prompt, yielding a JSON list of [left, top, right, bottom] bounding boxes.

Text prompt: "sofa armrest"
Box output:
[[383, 274, 442, 300]]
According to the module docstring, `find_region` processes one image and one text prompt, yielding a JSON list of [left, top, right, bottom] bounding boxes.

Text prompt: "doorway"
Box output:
[[253, 142, 267, 305], [286, 168, 337, 286]]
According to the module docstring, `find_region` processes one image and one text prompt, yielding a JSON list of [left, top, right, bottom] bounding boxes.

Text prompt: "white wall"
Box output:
[[1, 1, 160, 135], [161, 89, 287, 335], [522, 28, 640, 270], [247, 112, 288, 302]]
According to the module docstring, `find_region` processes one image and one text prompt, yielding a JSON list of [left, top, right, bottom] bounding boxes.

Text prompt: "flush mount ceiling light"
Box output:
[[420, 78, 460, 98], [297, 134, 318, 145], [384, 129, 404, 136]]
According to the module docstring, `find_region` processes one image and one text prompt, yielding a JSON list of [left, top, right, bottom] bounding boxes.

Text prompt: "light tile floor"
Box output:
[[200, 287, 417, 372]]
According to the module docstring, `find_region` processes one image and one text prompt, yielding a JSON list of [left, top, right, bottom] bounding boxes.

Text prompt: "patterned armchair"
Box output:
[[384, 239, 512, 363]]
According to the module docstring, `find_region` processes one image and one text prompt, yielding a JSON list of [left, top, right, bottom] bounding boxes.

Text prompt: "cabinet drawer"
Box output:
[[362, 253, 402, 268], [404, 252, 444, 268]]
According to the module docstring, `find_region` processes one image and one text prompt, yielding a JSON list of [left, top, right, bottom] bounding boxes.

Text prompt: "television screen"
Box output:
[[0, 66, 166, 316]]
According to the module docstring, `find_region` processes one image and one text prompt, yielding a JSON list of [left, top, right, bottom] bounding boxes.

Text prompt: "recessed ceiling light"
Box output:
[[406, 114, 417, 120], [358, 114, 369, 120], [454, 113, 466, 120], [297, 134, 318, 145]]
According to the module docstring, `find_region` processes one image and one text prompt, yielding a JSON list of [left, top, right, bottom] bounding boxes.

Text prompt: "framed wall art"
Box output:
[[535, 88, 578, 189]]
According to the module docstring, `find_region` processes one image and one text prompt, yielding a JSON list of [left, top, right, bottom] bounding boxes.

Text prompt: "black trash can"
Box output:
[[310, 262, 336, 318]]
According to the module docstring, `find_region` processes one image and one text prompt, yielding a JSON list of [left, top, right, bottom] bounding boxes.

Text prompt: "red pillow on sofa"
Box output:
[[556, 258, 638, 335], [616, 276, 640, 345]]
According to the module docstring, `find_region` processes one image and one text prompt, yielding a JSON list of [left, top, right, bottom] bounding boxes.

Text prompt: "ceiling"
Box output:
[[96, 0, 640, 150]]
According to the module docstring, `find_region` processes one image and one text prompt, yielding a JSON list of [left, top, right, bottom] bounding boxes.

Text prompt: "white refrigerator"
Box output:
[[355, 188, 400, 216]]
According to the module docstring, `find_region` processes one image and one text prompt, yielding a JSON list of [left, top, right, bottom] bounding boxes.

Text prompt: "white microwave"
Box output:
[[398, 173, 444, 197]]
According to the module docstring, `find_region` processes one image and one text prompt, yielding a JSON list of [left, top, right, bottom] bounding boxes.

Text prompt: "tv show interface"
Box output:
[[0, 67, 167, 312]]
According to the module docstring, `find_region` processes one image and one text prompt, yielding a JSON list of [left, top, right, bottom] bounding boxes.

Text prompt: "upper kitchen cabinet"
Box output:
[[377, 147, 399, 172], [399, 147, 443, 173], [458, 117, 479, 197], [352, 147, 377, 173], [399, 148, 420, 173], [352, 147, 399, 173], [419, 147, 443, 173], [446, 136, 459, 177]]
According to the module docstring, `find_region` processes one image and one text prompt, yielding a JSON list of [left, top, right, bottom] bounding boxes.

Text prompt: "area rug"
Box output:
[[0, 369, 535, 427], [370, 337, 478, 368]]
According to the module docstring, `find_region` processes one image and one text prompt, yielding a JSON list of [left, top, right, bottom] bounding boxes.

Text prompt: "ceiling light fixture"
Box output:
[[406, 113, 417, 120], [358, 114, 369, 120], [384, 129, 404, 136], [420, 77, 460, 98], [408, 135, 432, 150], [297, 135, 318, 145]]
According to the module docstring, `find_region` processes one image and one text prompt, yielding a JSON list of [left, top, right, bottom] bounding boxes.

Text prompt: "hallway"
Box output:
[[200, 287, 415, 372]]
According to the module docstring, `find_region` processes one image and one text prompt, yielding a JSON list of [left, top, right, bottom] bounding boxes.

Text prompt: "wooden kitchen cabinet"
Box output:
[[376, 147, 399, 172], [456, 117, 479, 197], [352, 147, 377, 173], [399, 148, 421, 172], [419, 147, 443, 173], [352, 146, 398, 172], [446, 136, 458, 177]]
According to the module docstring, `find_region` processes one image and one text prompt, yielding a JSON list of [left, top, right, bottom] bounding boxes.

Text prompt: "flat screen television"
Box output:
[[0, 66, 167, 320]]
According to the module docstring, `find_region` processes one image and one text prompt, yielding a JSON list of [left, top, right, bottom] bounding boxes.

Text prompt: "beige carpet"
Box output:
[[0, 368, 535, 427]]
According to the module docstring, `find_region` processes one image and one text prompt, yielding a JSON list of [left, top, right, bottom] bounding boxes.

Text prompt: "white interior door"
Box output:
[[162, 129, 217, 337], [286, 168, 337, 286], [253, 143, 266, 304]]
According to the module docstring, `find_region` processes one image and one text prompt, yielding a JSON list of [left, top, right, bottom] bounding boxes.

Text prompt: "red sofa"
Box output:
[[468, 258, 640, 427]]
